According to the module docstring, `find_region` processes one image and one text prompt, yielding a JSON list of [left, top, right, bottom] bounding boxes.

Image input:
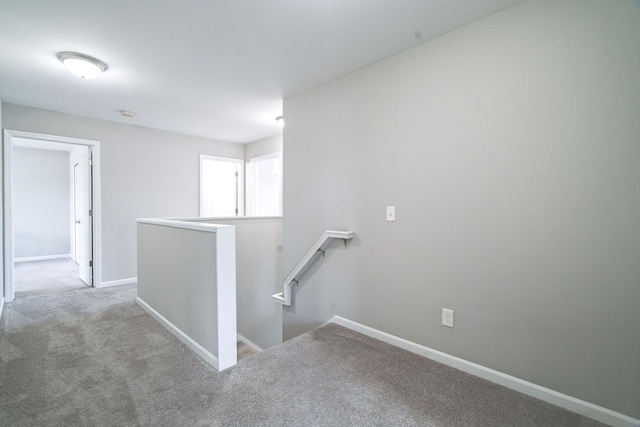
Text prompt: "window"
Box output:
[[199, 152, 282, 218], [247, 153, 282, 216], [200, 155, 244, 217]]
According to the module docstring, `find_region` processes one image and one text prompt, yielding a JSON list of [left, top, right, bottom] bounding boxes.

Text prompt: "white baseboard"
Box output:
[[329, 316, 639, 427], [136, 297, 221, 370], [0, 296, 4, 320], [100, 277, 137, 288], [237, 333, 263, 353], [14, 254, 72, 263]]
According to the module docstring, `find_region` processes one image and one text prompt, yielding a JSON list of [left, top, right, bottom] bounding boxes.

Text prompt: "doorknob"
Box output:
[[75, 220, 81, 224]]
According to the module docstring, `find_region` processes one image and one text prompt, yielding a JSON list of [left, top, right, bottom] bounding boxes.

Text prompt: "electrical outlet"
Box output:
[[442, 308, 454, 328]]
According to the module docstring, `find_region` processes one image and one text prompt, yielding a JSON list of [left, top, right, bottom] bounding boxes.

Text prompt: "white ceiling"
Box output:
[[0, 0, 524, 144]]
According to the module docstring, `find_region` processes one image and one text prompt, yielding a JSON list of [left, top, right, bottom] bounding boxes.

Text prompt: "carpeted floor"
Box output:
[[14, 258, 89, 296], [0, 284, 606, 426]]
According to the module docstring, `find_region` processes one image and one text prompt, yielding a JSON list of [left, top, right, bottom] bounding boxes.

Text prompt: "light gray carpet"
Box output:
[[0, 285, 606, 426], [237, 340, 258, 361], [14, 258, 89, 296]]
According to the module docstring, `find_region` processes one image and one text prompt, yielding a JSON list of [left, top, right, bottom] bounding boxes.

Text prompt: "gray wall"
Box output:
[[282, 0, 640, 419], [137, 223, 221, 357], [245, 133, 283, 161], [2, 103, 245, 282], [13, 147, 70, 258], [0, 100, 4, 303], [199, 218, 283, 350]]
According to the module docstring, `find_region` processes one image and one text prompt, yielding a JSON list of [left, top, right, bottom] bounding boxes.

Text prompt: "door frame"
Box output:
[[3, 129, 102, 302], [73, 161, 80, 263]]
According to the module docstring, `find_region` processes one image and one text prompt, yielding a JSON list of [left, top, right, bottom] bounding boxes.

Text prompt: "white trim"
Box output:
[[3, 130, 102, 300], [174, 215, 283, 222], [136, 297, 220, 370], [70, 152, 76, 264], [100, 277, 137, 288], [237, 333, 263, 353], [3, 134, 14, 302], [0, 296, 4, 320], [137, 218, 233, 233], [14, 254, 72, 263], [215, 225, 238, 371], [328, 316, 639, 427]]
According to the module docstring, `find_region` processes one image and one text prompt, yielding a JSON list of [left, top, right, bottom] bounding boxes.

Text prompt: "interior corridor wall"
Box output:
[[2, 104, 244, 283], [0, 100, 4, 307], [282, 0, 640, 419], [13, 147, 70, 259], [198, 217, 283, 350], [245, 133, 282, 161]]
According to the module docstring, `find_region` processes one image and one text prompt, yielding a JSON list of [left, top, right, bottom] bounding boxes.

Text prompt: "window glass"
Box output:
[[248, 153, 282, 216], [200, 155, 244, 217]]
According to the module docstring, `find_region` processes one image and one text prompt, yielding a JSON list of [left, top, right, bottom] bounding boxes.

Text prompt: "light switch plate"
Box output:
[[386, 206, 396, 222]]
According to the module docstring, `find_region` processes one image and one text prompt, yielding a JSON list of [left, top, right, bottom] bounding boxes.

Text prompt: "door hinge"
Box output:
[[88, 159, 93, 166], [89, 209, 93, 216], [89, 260, 93, 267], [235, 208, 239, 215]]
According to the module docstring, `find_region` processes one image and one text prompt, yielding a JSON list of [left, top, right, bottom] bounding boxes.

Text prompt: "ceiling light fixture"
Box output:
[[120, 110, 135, 118], [275, 115, 284, 127], [58, 52, 107, 79]]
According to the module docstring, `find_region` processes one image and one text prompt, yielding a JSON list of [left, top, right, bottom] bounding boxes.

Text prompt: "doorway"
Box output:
[[3, 130, 102, 303]]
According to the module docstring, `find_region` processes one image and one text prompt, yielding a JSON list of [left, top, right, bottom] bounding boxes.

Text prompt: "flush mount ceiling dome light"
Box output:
[[58, 52, 107, 79]]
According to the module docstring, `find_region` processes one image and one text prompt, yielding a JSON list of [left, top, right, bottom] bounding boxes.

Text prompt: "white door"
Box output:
[[74, 151, 93, 285]]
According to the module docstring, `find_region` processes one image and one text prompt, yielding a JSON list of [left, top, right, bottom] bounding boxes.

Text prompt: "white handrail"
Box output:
[[271, 230, 354, 306]]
